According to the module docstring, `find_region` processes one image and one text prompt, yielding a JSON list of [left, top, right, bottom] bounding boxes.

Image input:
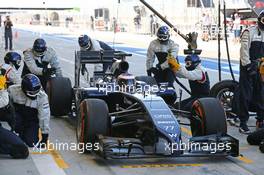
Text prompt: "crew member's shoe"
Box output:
[[256, 121, 264, 131], [239, 122, 251, 134]]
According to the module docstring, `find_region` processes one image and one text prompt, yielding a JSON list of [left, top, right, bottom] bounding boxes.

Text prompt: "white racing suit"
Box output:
[[0, 90, 9, 109], [81, 39, 103, 73], [0, 88, 16, 131], [175, 65, 210, 111], [9, 85, 50, 147], [22, 47, 62, 88], [0, 63, 21, 131], [146, 39, 179, 87], [232, 26, 264, 123], [0, 63, 21, 85]]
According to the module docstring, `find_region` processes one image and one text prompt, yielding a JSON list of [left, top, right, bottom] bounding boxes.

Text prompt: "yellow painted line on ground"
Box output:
[[49, 149, 69, 169], [121, 163, 203, 168], [181, 127, 192, 136], [30, 148, 69, 169], [37, 129, 69, 169], [180, 127, 254, 164], [237, 155, 253, 164]]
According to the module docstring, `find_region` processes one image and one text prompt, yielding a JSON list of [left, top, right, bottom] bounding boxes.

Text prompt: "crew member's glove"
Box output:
[[38, 133, 49, 148], [168, 57, 181, 72], [42, 67, 56, 77], [160, 61, 169, 70], [81, 64, 88, 76], [0, 76, 6, 90], [0, 69, 7, 90], [147, 67, 158, 76], [246, 62, 258, 76]]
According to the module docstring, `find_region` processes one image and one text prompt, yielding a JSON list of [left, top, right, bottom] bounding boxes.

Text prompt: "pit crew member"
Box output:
[[22, 38, 62, 88], [10, 74, 50, 147], [168, 54, 210, 111], [146, 26, 179, 87], [1, 52, 22, 86], [233, 10, 264, 134], [78, 34, 113, 76], [0, 68, 16, 131]]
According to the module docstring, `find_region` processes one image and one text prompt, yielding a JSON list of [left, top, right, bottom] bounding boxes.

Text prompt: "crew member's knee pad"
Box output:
[[10, 144, 29, 159], [247, 129, 264, 145]]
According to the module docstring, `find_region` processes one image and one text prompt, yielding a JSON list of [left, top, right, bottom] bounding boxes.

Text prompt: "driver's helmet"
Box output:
[[78, 34, 92, 50], [184, 54, 201, 71], [117, 73, 135, 92], [157, 26, 170, 43], [33, 38, 47, 57], [21, 74, 41, 100], [4, 52, 22, 70]]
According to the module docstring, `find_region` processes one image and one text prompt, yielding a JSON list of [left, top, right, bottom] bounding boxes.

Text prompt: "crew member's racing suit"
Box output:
[[9, 85, 50, 147], [0, 69, 16, 130], [0, 63, 21, 86], [22, 47, 62, 88], [0, 74, 28, 159], [0, 124, 29, 159], [146, 39, 179, 87], [168, 55, 210, 111], [233, 25, 264, 132], [80, 39, 114, 75]]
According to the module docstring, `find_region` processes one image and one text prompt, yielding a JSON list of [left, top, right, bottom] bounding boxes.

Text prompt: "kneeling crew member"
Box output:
[[9, 74, 50, 147], [22, 38, 62, 88], [0, 69, 15, 130], [168, 54, 210, 111], [1, 52, 22, 86]]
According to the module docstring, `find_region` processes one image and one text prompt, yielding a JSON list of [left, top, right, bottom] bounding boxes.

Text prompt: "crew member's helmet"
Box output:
[[184, 54, 201, 71], [4, 52, 21, 69], [258, 10, 264, 31], [33, 38, 47, 57], [157, 26, 170, 43], [4, 52, 22, 70], [21, 74, 41, 100], [78, 34, 92, 50]]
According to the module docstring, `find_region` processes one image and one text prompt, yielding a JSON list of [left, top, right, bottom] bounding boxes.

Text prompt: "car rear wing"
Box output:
[[74, 50, 132, 87]]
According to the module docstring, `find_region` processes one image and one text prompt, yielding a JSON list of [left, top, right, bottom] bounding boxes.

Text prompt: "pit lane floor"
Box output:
[[0, 29, 263, 175]]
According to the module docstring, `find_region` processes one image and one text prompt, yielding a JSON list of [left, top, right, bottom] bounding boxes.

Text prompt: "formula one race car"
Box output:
[[47, 50, 239, 159]]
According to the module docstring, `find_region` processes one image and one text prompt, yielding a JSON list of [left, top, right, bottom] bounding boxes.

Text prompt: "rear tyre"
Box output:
[[76, 99, 110, 152], [210, 80, 238, 113], [190, 97, 227, 136], [46, 77, 73, 117], [135, 76, 157, 86]]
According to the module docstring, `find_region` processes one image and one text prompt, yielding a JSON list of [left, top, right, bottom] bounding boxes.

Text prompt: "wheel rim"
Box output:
[[216, 88, 234, 111]]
